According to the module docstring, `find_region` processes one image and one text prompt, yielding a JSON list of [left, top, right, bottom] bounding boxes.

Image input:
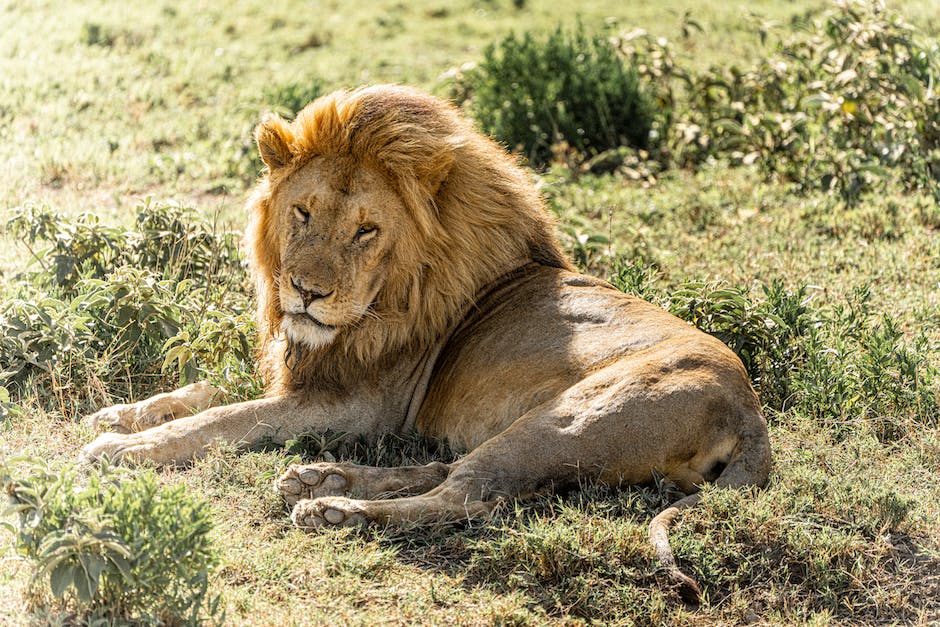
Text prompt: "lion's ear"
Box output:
[[420, 137, 459, 196], [255, 114, 293, 170]]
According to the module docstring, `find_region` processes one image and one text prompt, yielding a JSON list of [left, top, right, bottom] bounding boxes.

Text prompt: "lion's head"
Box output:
[[245, 85, 570, 390]]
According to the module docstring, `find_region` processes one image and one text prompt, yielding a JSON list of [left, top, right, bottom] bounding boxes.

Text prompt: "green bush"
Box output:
[[2, 459, 221, 624], [616, 1, 940, 206], [1, 202, 258, 413], [612, 262, 804, 405], [789, 294, 940, 442], [465, 24, 658, 168], [6, 201, 242, 292], [665, 283, 785, 380]]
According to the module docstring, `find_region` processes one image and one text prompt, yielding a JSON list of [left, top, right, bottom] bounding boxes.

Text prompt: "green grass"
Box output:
[[3, 0, 940, 624]]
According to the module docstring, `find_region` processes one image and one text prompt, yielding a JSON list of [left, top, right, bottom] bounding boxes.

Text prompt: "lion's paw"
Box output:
[[81, 432, 137, 463], [81, 432, 167, 466], [291, 497, 367, 530], [276, 464, 349, 506], [84, 400, 176, 434], [84, 404, 138, 434]]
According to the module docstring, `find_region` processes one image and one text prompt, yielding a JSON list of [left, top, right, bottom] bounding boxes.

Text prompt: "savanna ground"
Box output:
[[2, 0, 940, 624]]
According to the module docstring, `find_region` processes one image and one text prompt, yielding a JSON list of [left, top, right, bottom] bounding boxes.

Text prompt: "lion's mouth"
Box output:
[[307, 315, 336, 330], [287, 312, 336, 331]]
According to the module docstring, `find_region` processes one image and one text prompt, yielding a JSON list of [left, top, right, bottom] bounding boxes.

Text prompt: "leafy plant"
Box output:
[[1, 202, 258, 412], [614, 1, 940, 206], [608, 257, 660, 302], [790, 301, 939, 441], [6, 201, 243, 292], [464, 24, 658, 168], [666, 282, 784, 374], [2, 458, 222, 624], [556, 218, 612, 272]]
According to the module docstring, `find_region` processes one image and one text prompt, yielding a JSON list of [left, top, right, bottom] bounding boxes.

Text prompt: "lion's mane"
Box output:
[[245, 85, 571, 393]]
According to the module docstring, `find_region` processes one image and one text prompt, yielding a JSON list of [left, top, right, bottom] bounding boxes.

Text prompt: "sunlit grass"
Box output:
[[2, 0, 939, 624]]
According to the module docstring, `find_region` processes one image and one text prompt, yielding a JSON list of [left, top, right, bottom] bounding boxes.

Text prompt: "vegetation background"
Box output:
[[1, 0, 939, 624]]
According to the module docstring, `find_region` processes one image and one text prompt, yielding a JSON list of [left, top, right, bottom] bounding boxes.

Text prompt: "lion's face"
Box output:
[[272, 156, 405, 349]]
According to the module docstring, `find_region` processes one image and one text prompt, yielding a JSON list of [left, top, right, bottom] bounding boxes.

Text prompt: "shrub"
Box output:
[[6, 202, 243, 292], [1, 459, 221, 624], [665, 282, 785, 380], [465, 24, 658, 168], [790, 301, 940, 441], [613, 1, 940, 207], [611, 263, 810, 407], [1, 202, 257, 413]]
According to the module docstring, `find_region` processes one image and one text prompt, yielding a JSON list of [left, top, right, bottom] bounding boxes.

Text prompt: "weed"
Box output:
[[792, 308, 939, 441], [1, 203, 257, 413], [2, 458, 221, 624]]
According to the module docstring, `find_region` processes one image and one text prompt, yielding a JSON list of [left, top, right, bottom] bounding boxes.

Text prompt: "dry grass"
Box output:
[[2, 1, 940, 624]]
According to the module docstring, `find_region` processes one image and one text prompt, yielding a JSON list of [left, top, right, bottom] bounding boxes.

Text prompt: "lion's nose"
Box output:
[[290, 276, 334, 308]]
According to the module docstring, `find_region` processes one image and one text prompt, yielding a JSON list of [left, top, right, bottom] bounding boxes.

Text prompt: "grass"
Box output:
[[2, 0, 940, 624]]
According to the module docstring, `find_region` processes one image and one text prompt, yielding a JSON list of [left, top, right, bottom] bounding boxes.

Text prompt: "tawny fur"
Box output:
[[245, 86, 570, 392], [83, 85, 772, 602]]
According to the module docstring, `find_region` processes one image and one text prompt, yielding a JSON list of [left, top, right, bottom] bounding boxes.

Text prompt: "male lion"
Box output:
[[84, 85, 771, 599]]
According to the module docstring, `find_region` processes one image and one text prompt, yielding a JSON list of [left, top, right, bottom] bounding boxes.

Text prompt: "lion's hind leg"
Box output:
[[277, 461, 451, 506], [85, 381, 225, 433]]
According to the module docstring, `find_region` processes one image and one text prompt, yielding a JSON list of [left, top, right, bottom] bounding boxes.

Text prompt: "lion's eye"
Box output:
[[293, 205, 310, 224], [354, 224, 378, 242]]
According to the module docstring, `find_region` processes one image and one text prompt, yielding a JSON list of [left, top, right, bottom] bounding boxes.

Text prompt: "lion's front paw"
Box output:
[[84, 400, 176, 434], [84, 404, 138, 434], [81, 432, 162, 466], [81, 432, 136, 463], [291, 497, 367, 529], [276, 464, 349, 506]]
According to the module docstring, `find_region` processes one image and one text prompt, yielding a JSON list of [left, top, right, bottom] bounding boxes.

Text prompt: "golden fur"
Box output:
[[245, 86, 570, 391]]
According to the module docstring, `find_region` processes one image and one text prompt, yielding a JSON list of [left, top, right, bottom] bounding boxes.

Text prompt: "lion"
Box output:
[[83, 84, 771, 600]]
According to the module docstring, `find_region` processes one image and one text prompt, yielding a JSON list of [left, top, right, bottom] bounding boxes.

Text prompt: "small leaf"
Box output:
[[834, 69, 857, 85], [73, 564, 95, 602], [49, 562, 77, 599], [83, 554, 108, 585]]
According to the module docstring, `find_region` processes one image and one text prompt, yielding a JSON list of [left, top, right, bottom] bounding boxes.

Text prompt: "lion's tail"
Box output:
[[648, 417, 772, 604]]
